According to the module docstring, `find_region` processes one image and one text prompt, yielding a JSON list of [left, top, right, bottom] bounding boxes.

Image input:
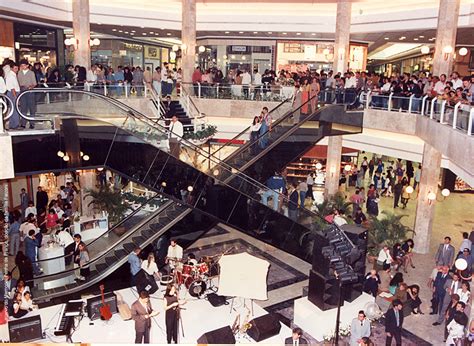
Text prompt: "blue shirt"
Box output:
[[9, 221, 20, 235], [266, 175, 285, 191], [128, 253, 141, 276], [114, 71, 124, 82]]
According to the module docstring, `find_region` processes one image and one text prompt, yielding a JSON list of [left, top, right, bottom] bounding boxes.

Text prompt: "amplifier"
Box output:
[[9, 315, 43, 343], [86, 292, 118, 320]]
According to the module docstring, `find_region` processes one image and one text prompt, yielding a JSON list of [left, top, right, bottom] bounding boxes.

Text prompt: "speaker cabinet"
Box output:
[[86, 291, 118, 320], [9, 315, 43, 342], [307, 269, 343, 311], [246, 313, 281, 342], [197, 325, 235, 344]]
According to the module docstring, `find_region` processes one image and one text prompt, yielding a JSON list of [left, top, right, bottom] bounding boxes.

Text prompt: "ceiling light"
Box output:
[[459, 47, 468, 56], [441, 188, 451, 197], [118, 30, 123, 33], [225, 31, 230, 34], [239, 31, 244, 34], [124, 31, 129, 34], [112, 29, 117, 31], [167, 33, 172, 36], [57, 151, 65, 158], [419, 35, 424, 38], [384, 37, 389, 40], [149, 31, 154, 34], [253, 31, 258, 34], [187, 186, 193, 192], [242, 56, 246, 60], [83, 155, 90, 161], [142, 33, 147, 35], [405, 186, 414, 194], [63, 155, 70, 162], [413, 38, 418, 41], [268, 31, 272, 34], [131, 30, 135, 32], [282, 32, 287, 35], [420, 45, 430, 54], [198, 45, 206, 52], [311, 33, 316, 36], [296, 32, 301, 35]]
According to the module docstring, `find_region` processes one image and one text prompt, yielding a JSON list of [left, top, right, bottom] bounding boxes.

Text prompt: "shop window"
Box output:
[[283, 43, 304, 53]]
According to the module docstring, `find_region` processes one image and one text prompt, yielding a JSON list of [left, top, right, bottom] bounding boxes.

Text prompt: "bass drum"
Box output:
[[188, 279, 207, 298]]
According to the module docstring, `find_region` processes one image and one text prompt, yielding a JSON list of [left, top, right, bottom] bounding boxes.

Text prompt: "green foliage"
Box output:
[[366, 210, 415, 256], [316, 192, 352, 216], [184, 125, 217, 141], [85, 187, 131, 224]]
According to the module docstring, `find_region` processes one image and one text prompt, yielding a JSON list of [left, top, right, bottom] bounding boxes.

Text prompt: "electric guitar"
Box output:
[[99, 284, 112, 320]]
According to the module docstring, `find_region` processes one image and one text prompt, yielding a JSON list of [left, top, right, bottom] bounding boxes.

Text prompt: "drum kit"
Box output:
[[160, 255, 220, 298]]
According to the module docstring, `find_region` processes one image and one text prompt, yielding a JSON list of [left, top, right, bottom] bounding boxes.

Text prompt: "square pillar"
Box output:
[[324, 136, 342, 197], [72, 0, 91, 70], [413, 143, 442, 254], [181, 0, 197, 84], [333, 1, 351, 74]]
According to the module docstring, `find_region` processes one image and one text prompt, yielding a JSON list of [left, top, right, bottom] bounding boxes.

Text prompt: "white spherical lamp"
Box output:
[[57, 150, 65, 158], [420, 46, 430, 54], [213, 169, 220, 176], [344, 164, 352, 172], [455, 258, 468, 271], [198, 45, 206, 53], [172, 44, 179, 52], [187, 185, 193, 192], [459, 47, 468, 56], [443, 45, 453, 54], [63, 155, 70, 162], [427, 191, 436, 201], [441, 188, 450, 197], [92, 38, 100, 46], [83, 154, 90, 161], [315, 162, 323, 170], [405, 186, 414, 194], [169, 51, 177, 60]]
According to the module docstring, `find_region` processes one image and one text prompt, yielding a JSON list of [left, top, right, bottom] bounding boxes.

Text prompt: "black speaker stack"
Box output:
[[86, 291, 118, 320], [307, 224, 367, 311], [197, 325, 236, 344], [8, 315, 43, 343], [246, 313, 281, 342]]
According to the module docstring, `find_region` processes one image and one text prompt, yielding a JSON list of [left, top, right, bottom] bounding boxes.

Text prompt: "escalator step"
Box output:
[[132, 236, 146, 245], [105, 256, 118, 266], [96, 263, 108, 272], [114, 249, 127, 259], [150, 223, 161, 231], [123, 242, 135, 253], [157, 217, 172, 225], [142, 228, 155, 238], [89, 270, 98, 277], [65, 283, 77, 290]]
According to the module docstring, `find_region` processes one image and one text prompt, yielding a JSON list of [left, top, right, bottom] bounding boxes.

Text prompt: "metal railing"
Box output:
[[362, 91, 474, 136]]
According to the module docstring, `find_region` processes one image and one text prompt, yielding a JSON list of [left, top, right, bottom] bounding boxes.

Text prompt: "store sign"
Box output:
[[304, 45, 316, 60], [231, 46, 247, 52], [124, 43, 143, 51], [119, 50, 127, 56]]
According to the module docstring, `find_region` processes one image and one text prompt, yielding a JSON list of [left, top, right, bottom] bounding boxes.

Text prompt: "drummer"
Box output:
[[186, 253, 198, 266], [166, 239, 183, 270]]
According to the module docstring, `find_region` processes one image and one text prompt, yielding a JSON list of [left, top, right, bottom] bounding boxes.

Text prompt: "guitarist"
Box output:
[[131, 291, 159, 344]]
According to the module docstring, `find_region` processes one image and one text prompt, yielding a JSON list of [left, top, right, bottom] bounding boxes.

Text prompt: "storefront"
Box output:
[[14, 22, 64, 69], [87, 39, 170, 70], [276, 41, 367, 73]]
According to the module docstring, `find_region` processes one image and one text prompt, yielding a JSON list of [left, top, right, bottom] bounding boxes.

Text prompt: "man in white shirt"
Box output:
[[459, 232, 472, 255], [242, 70, 252, 99], [168, 115, 183, 158], [57, 228, 75, 265], [4, 61, 21, 129], [253, 69, 262, 100], [450, 72, 463, 90], [344, 72, 357, 89], [25, 201, 37, 217], [166, 239, 183, 269], [434, 74, 447, 95]]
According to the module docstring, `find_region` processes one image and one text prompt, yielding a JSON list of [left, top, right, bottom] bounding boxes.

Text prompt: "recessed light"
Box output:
[[167, 33, 172, 36], [225, 31, 230, 34], [118, 30, 123, 33], [311, 33, 316, 36], [282, 32, 287, 35], [125, 31, 129, 34], [296, 32, 301, 35], [419, 35, 424, 38], [414, 38, 418, 41], [268, 31, 272, 34], [253, 31, 258, 34], [131, 30, 135, 32], [384, 37, 389, 40], [239, 31, 244, 34], [142, 33, 147, 35], [112, 29, 117, 31], [149, 31, 154, 34]]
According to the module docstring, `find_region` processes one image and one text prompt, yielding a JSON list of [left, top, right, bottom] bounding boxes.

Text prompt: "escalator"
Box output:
[[13, 89, 359, 300]]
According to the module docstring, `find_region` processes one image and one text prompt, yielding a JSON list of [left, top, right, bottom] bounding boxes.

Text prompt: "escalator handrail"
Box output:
[[29, 198, 173, 283], [15, 90, 351, 245], [211, 97, 290, 157], [1, 94, 14, 121], [222, 94, 319, 164]]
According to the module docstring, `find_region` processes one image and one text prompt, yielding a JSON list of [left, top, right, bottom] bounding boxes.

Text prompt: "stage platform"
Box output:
[[17, 286, 291, 344]]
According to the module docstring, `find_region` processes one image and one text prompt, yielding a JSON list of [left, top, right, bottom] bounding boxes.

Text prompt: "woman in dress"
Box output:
[[250, 115, 261, 154], [300, 78, 311, 115], [310, 76, 320, 113], [163, 285, 186, 344]]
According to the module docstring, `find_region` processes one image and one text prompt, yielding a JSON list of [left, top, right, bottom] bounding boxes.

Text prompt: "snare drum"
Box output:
[[197, 262, 209, 275], [160, 274, 173, 286]]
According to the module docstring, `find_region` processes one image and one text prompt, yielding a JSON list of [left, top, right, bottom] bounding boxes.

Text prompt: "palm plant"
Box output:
[[366, 211, 415, 256], [85, 187, 131, 225]]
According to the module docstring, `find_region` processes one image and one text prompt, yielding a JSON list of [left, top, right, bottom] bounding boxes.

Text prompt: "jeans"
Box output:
[[261, 189, 279, 211], [153, 81, 161, 97], [6, 91, 20, 129], [19, 89, 36, 128], [9, 233, 20, 256], [299, 191, 306, 208], [288, 208, 298, 221]]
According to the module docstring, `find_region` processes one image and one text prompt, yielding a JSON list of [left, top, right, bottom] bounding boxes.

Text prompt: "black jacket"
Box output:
[[385, 307, 404, 333]]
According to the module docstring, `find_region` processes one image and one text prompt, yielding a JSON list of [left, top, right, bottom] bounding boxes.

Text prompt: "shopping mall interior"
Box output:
[[0, 0, 473, 345]]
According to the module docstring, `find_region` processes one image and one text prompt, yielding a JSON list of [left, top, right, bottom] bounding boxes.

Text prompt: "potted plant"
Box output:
[[315, 192, 352, 217], [85, 187, 132, 235], [184, 124, 217, 146], [366, 210, 415, 260]]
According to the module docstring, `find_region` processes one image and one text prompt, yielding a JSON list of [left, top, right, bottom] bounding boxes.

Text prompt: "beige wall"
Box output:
[[363, 109, 417, 135]]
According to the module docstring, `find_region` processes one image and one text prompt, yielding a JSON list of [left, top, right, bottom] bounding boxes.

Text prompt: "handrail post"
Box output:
[[408, 94, 414, 114], [198, 82, 201, 98], [365, 91, 371, 109], [430, 98, 436, 119], [468, 109, 474, 136], [125, 84, 129, 98], [103, 83, 107, 96], [387, 92, 393, 112], [216, 83, 219, 99], [144, 84, 148, 98], [421, 95, 429, 116], [453, 102, 461, 129], [0, 99, 4, 133], [439, 100, 447, 123]]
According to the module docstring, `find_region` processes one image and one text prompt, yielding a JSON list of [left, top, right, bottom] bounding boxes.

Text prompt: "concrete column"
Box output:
[[324, 136, 342, 197], [333, 0, 351, 74], [181, 0, 197, 84], [432, 0, 460, 76], [72, 0, 91, 70], [413, 143, 442, 254]]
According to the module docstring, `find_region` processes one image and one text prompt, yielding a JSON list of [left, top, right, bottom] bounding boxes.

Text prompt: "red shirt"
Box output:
[[192, 70, 202, 83], [46, 213, 58, 228]]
